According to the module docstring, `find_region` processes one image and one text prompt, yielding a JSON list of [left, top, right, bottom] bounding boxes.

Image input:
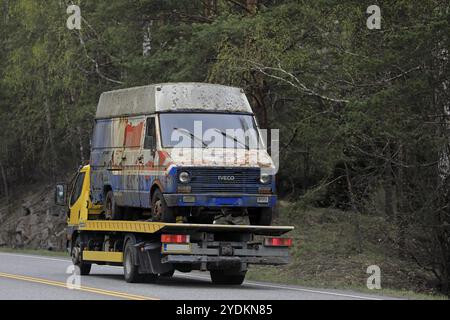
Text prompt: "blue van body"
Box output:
[[90, 83, 277, 222]]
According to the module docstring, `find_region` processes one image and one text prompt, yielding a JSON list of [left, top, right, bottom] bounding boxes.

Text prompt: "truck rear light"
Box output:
[[264, 237, 293, 247], [161, 234, 190, 244]]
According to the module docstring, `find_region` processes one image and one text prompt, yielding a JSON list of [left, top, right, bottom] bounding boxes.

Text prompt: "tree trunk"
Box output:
[[344, 162, 363, 253], [77, 126, 85, 164], [204, 0, 217, 17], [396, 144, 407, 257], [3, 0, 9, 22], [0, 160, 9, 213], [434, 3, 450, 293], [432, 40, 450, 293], [246, 0, 258, 14], [44, 99, 57, 181], [383, 143, 394, 222], [142, 20, 152, 57]]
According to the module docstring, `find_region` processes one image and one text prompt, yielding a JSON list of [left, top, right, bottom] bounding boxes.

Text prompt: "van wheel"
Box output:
[[248, 207, 272, 226], [151, 190, 175, 223], [104, 191, 123, 220], [123, 240, 144, 283], [210, 270, 246, 285]]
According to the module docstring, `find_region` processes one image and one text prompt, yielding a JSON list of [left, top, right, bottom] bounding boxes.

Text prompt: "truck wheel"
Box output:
[[104, 191, 123, 220], [123, 241, 144, 283], [78, 262, 92, 276], [248, 207, 273, 226], [72, 238, 91, 276], [160, 269, 175, 278], [210, 270, 246, 285], [143, 274, 159, 283], [151, 189, 175, 223]]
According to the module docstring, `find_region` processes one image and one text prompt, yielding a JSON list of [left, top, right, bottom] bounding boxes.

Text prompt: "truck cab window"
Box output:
[[144, 117, 156, 151], [70, 172, 85, 206]]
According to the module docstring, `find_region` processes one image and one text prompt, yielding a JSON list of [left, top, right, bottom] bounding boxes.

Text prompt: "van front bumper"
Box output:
[[163, 194, 277, 208]]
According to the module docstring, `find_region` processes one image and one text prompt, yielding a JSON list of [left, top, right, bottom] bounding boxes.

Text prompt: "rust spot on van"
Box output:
[[157, 151, 171, 167], [124, 121, 144, 147]]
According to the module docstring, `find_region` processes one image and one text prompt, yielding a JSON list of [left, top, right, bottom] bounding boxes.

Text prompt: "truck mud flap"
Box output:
[[136, 242, 173, 275]]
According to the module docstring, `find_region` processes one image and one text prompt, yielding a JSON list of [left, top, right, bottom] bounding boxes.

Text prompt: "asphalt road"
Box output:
[[0, 252, 397, 300]]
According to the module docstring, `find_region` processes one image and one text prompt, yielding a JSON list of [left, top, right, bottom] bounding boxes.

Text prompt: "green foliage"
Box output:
[[0, 0, 449, 293]]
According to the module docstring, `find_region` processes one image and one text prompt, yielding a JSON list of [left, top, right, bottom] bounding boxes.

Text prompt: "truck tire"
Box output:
[[160, 269, 175, 278], [248, 207, 273, 226], [144, 274, 159, 283], [104, 191, 123, 220], [78, 262, 92, 276], [123, 240, 144, 283], [151, 189, 175, 223], [72, 238, 92, 276], [210, 270, 246, 285]]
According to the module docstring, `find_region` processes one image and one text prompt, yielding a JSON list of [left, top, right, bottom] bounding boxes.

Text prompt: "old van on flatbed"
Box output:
[[90, 83, 277, 225], [54, 83, 291, 285]]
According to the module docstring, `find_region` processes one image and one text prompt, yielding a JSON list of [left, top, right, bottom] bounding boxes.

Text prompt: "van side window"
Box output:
[[92, 120, 112, 149], [70, 172, 86, 206], [144, 117, 156, 151]]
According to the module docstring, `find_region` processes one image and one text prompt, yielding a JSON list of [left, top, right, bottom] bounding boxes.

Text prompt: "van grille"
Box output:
[[186, 168, 260, 194]]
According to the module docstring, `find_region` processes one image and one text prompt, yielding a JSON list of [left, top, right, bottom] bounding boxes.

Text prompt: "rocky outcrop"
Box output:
[[0, 184, 67, 251]]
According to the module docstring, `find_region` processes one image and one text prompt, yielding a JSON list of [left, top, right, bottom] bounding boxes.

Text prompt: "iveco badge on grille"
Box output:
[[218, 176, 235, 181]]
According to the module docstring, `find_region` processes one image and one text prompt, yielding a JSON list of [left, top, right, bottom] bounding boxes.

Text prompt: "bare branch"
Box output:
[[245, 60, 350, 104], [76, 31, 124, 85]]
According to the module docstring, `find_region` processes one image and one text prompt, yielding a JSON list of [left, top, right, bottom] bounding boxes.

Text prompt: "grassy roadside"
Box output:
[[247, 203, 448, 300], [0, 247, 67, 258], [246, 267, 447, 300]]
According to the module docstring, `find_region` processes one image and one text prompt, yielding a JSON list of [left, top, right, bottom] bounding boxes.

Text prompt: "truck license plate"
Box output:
[[162, 244, 192, 254]]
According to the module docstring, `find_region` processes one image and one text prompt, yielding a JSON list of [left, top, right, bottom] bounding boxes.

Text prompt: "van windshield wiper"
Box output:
[[174, 128, 208, 148], [213, 129, 249, 150]]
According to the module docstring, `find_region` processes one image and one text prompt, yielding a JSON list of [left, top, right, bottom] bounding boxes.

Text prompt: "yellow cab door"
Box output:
[[68, 166, 91, 226]]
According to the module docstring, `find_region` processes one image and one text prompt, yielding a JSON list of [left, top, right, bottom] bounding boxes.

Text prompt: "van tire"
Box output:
[[104, 191, 123, 220], [248, 207, 272, 226], [151, 189, 175, 223]]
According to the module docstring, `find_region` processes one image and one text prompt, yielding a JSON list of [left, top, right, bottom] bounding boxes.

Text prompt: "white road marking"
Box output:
[[171, 274, 385, 300], [0, 252, 71, 263], [0, 252, 385, 300]]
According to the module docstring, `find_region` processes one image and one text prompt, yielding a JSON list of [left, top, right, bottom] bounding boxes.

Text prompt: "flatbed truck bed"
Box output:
[[68, 220, 294, 285]]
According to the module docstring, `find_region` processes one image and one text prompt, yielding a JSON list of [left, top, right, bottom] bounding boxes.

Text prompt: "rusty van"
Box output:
[[90, 83, 277, 225]]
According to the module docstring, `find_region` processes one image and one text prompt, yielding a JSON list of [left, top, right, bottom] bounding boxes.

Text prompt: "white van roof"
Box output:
[[95, 83, 254, 119]]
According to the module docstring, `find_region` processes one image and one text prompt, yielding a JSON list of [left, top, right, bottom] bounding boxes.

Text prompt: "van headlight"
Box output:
[[260, 174, 271, 184], [179, 172, 191, 184]]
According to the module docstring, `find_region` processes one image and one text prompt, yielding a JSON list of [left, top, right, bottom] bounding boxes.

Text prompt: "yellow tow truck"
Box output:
[[55, 165, 294, 285]]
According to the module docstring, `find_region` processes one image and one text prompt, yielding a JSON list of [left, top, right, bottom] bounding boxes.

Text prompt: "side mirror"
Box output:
[[55, 184, 67, 206]]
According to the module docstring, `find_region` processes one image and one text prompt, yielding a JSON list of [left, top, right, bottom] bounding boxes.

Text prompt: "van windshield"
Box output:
[[159, 113, 263, 149]]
